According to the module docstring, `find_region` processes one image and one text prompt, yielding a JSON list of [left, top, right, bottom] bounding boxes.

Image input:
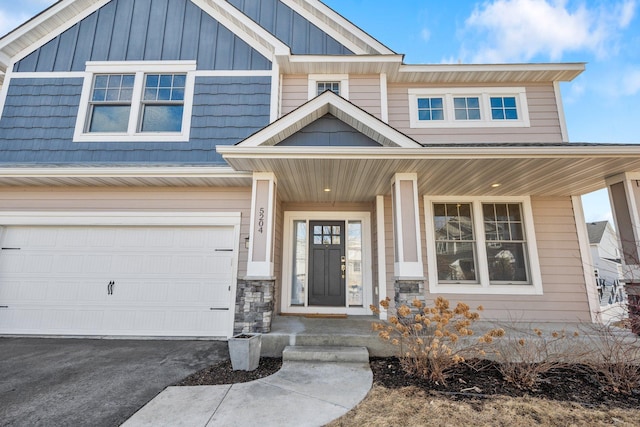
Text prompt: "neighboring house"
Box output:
[[2, 0, 640, 338], [587, 221, 627, 323]]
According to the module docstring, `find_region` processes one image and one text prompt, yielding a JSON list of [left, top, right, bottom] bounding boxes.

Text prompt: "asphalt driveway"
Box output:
[[0, 337, 228, 426]]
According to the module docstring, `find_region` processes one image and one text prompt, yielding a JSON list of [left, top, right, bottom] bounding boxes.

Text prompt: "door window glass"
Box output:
[[347, 221, 363, 306]]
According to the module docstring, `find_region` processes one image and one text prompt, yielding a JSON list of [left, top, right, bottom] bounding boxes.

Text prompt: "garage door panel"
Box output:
[[0, 224, 237, 337]]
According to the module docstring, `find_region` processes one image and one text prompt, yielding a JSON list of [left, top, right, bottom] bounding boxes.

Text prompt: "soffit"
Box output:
[[219, 146, 640, 202], [277, 57, 584, 83], [0, 167, 253, 188]]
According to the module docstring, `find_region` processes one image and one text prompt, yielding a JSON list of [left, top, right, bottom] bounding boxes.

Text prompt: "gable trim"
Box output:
[[0, 0, 288, 75], [232, 91, 421, 149], [280, 0, 394, 55], [191, 0, 290, 58]]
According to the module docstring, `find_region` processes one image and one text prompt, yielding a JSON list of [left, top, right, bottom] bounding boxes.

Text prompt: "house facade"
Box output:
[[587, 221, 626, 323], [2, 0, 640, 338]]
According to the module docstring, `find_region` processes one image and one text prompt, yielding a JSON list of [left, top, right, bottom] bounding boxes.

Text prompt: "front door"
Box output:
[[308, 221, 345, 306]]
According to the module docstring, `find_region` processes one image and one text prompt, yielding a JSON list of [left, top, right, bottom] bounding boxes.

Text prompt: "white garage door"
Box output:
[[0, 225, 237, 337]]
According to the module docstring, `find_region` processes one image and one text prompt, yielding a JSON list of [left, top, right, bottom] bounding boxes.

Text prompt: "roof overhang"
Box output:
[[0, 166, 253, 187], [277, 57, 585, 83], [235, 90, 422, 148], [217, 145, 640, 202]]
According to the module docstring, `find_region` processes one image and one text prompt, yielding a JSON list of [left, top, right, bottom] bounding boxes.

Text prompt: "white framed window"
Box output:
[[308, 74, 349, 100], [424, 196, 543, 295], [408, 87, 530, 128], [74, 61, 196, 142]]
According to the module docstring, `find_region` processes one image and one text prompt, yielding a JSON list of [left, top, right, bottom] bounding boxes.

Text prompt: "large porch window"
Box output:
[[425, 196, 543, 295], [282, 212, 372, 314]]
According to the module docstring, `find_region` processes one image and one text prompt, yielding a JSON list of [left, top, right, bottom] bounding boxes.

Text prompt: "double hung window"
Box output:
[[425, 197, 542, 294], [75, 61, 195, 142]]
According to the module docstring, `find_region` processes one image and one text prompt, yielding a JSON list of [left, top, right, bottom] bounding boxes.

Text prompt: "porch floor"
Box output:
[[261, 315, 636, 358], [261, 315, 395, 357]]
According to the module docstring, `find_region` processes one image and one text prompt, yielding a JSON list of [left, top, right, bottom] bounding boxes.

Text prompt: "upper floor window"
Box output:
[[308, 74, 349, 100], [74, 61, 196, 142], [317, 81, 340, 96], [490, 96, 518, 120], [453, 97, 481, 120], [408, 87, 530, 128], [417, 97, 444, 121]]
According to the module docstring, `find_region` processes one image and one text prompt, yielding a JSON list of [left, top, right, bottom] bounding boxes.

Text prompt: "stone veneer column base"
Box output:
[[394, 280, 426, 313], [234, 279, 275, 335]]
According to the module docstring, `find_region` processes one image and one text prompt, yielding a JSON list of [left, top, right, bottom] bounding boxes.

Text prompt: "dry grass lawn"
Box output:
[[327, 385, 640, 427]]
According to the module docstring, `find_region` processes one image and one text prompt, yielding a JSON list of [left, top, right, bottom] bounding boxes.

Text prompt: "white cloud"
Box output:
[[421, 28, 431, 43], [622, 68, 640, 95], [618, 0, 636, 27], [462, 0, 637, 63]]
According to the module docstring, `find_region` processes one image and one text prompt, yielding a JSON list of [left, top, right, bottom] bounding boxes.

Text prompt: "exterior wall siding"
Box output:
[[0, 76, 271, 164], [349, 75, 382, 120], [281, 74, 308, 116], [387, 83, 564, 144], [0, 187, 253, 277], [280, 74, 383, 119], [14, 0, 270, 72], [277, 115, 380, 146], [384, 194, 591, 321], [227, 0, 353, 55]]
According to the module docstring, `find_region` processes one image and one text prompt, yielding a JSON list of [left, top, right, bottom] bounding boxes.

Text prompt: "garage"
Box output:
[[0, 213, 240, 338]]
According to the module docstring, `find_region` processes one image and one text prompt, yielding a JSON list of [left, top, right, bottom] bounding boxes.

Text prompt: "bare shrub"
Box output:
[[579, 323, 640, 394], [492, 327, 585, 389], [371, 296, 504, 385]]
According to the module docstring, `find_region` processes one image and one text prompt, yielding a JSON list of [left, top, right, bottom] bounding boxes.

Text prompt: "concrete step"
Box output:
[[282, 346, 370, 363]]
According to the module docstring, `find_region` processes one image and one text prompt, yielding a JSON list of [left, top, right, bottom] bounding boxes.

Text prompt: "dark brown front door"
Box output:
[[308, 221, 345, 306]]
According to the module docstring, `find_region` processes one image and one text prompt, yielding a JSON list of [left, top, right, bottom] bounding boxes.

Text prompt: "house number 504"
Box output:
[[258, 207, 265, 233]]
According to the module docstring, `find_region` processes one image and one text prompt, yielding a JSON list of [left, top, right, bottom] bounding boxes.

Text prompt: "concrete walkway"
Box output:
[[123, 346, 373, 427]]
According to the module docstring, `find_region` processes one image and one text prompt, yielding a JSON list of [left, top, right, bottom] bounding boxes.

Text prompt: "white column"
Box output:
[[376, 195, 388, 320], [391, 173, 424, 278], [246, 172, 277, 278]]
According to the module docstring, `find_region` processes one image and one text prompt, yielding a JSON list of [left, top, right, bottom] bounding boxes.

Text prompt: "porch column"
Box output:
[[607, 173, 640, 332], [391, 173, 425, 309], [236, 172, 277, 334]]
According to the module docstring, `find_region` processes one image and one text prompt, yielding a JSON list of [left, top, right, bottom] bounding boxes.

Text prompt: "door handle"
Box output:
[[107, 281, 115, 295]]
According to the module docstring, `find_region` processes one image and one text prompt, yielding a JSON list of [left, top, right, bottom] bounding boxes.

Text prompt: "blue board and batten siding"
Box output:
[[227, 0, 353, 55], [14, 0, 271, 72], [0, 76, 271, 164], [1, 0, 355, 165]]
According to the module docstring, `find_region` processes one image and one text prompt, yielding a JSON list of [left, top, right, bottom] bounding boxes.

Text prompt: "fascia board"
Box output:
[[281, 0, 395, 55], [233, 92, 420, 148], [400, 62, 586, 73], [2, 0, 111, 64], [0, 166, 251, 178], [197, 0, 291, 57], [217, 145, 640, 159]]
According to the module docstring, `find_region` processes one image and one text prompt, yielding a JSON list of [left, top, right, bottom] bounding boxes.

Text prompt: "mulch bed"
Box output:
[[176, 356, 640, 410]]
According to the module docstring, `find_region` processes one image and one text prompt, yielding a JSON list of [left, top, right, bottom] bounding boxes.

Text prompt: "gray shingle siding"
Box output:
[[277, 114, 381, 147], [14, 0, 271, 72], [0, 76, 271, 165], [227, 0, 354, 55]]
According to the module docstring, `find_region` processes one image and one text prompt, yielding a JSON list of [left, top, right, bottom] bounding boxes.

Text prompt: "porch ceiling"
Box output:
[[218, 146, 640, 202]]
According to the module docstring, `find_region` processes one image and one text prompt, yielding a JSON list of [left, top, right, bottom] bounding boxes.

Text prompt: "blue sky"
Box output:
[[2, 0, 639, 223]]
